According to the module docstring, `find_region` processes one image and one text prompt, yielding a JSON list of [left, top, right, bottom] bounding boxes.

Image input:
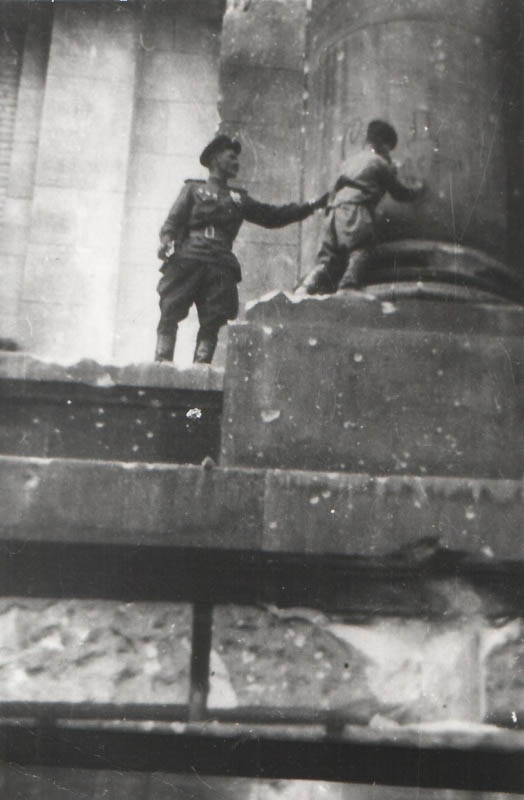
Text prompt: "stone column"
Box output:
[[302, 0, 519, 273], [0, 6, 52, 344], [17, 3, 139, 362], [218, 0, 308, 299]]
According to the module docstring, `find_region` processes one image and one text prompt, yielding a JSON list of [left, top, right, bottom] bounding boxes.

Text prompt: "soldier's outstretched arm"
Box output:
[[242, 192, 328, 228], [157, 183, 193, 258]]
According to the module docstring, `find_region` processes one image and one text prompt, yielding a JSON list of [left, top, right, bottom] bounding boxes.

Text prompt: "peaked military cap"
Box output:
[[199, 135, 241, 167]]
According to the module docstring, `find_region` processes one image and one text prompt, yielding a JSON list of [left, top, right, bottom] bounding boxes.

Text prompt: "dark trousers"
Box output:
[[312, 204, 376, 291], [157, 257, 239, 340]]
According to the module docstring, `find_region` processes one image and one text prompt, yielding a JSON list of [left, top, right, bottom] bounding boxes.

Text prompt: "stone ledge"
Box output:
[[2, 455, 524, 563], [0, 456, 262, 549], [0, 352, 224, 392], [263, 469, 524, 560], [245, 290, 524, 336]]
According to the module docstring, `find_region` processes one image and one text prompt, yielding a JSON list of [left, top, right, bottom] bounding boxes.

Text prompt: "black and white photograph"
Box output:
[[1, 0, 524, 797]]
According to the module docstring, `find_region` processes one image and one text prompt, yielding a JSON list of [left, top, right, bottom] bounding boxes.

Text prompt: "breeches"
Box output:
[[315, 204, 375, 287], [157, 258, 239, 335]]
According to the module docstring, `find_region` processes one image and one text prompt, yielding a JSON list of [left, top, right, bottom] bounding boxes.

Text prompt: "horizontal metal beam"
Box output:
[[2, 539, 524, 615], [0, 701, 383, 728], [2, 723, 524, 793]]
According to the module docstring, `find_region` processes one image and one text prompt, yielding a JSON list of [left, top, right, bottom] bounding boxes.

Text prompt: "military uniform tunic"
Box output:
[[157, 177, 316, 338], [312, 149, 420, 292]]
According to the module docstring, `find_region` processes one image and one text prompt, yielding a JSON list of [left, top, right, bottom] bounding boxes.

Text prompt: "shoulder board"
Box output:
[[185, 179, 206, 185]]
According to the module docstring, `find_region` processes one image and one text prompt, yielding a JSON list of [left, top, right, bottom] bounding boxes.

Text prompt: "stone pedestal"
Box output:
[[220, 291, 524, 723], [221, 292, 524, 478]]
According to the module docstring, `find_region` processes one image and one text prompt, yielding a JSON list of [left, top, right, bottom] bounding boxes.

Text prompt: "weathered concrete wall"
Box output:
[[0, 596, 522, 734], [219, 0, 309, 302], [214, 606, 522, 725], [1, 356, 524, 790], [3, 450, 524, 727], [0, 353, 223, 464], [0, 598, 191, 705]]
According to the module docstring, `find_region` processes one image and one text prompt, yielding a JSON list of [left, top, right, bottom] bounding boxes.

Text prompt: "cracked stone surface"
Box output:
[[0, 599, 191, 704], [1, 598, 522, 727]]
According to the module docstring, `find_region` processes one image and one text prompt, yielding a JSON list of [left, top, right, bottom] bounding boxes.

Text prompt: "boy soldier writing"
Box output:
[[155, 135, 327, 364], [298, 119, 424, 295]]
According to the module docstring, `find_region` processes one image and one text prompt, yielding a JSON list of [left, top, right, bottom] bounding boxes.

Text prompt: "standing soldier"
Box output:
[[155, 135, 327, 364]]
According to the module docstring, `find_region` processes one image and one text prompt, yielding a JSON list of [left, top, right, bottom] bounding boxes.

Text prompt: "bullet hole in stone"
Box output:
[[24, 472, 39, 489], [261, 409, 280, 423]]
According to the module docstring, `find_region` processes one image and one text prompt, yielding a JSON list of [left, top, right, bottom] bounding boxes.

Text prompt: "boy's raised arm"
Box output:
[[381, 162, 424, 203]]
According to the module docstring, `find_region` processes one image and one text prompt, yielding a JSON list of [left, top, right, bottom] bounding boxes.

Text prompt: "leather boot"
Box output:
[[295, 265, 333, 295], [154, 330, 176, 362], [193, 330, 218, 364]]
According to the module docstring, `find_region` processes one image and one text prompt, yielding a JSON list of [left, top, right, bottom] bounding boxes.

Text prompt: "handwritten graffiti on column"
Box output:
[[398, 109, 436, 185], [341, 116, 365, 160], [401, 109, 465, 185]]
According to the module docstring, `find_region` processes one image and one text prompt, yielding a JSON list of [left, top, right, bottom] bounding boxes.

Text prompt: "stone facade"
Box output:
[[0, 1, 225, 366], [0, 0, 314, 367]]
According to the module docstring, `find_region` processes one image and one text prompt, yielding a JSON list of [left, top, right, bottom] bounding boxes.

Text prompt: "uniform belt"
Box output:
[[188, 227, 232, 246]]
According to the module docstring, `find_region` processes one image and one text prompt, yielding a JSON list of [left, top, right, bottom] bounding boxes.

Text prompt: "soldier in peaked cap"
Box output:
[[155, 134, 328, 364]]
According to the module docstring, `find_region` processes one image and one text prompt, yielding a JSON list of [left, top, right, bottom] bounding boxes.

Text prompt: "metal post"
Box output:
[[188, 603, 213, 722]]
